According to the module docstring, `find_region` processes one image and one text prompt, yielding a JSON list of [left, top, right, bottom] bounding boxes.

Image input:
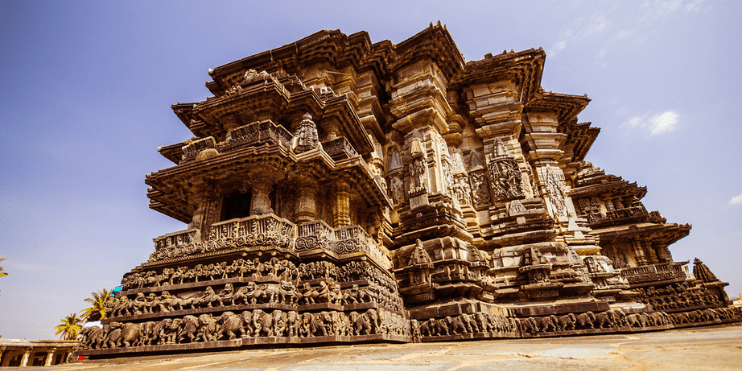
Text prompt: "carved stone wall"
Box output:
[[83, 25, 739, 358]]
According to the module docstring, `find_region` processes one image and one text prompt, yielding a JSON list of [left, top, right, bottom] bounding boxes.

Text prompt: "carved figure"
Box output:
[[534, 315, 558, 332], [300, 282, 319, 304], [626, 313, 647, 328], [469, 171, 491, 206], [436, 317, 451, 336], [168, 294, 195, 311], [107, 322, 140, 348], [197, 314, 219, 342], [132, 293, 148, 315], [519, 317, 538, 334], [260, 283, 282, 304], [218, 283, 234, 304], [448, 315, 467, 334], [112, 296, 133, 317], [309, 311, 332, 336], [293, 113, 321, 153], [273, 310, 287, 337], [218, 311, 245, 340], [420, 318, 435, 337], [300, 313, 314, 337], [459, 313, 479, 333], [286, 310, 300, 337], [556, 313, 576, 331], [177, 315, 200, 343], [574, 311, 596, 329], [80, 326, 105, 349], [102, 322, 122, 349], [487, 157, 523, 201], [279, 281, 299, 304], [152, 318, 173, 345], [593, 311, 614, 329], [410, 157, 428, 193], [253, 309, 274, 337], [349, 311, 371, 335], [234, 282, 260, 305]]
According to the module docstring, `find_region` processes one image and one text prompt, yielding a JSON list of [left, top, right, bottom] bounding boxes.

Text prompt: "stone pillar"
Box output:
[[190, 183, 221, 242], [656, 244, 673, 263], [296, 180, 318, 223], [250, 180, 274, 216], [44, 348, 56, 367], [632, 240, 647, 266], [0, 347, 5, 366], [20, 348, 31, 367], [333, 181, 351, 227], [644, 241, 660, 265]]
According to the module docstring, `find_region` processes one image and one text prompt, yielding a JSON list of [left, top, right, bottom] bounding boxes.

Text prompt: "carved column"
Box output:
[[333, 181, 351, 227], [632, 240, 648, 266], [644, 240, 660, 265], [44, 348, 56, 367], [203, 194, 222, 241], [0, 347, 5, 366], [20, 348, 31, 367], [655, 244, 673, 263], [296, 179, 318, 223], [250, 180, 274, 216]]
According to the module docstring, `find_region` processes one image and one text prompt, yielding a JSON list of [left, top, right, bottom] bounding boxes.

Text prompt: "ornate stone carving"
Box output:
[[543, 165, 568, 217], [389, 176, 404, 204], [486, 139, 524, 201], [85, 27, 742, 359], [293, 113, 321, 153]]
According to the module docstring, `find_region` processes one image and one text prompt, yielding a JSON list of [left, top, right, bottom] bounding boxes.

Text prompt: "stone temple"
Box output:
[[80, 24, 741, 357]]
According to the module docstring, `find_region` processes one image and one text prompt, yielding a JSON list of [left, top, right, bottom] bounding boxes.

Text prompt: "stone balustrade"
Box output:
[[220, 120, 293, 152], [586, 206, 649, 225], [148, 216, 389, 268], [181, 137, 217, 163], [180, 120, 293, 164], [621, 263, 686, 284], [322, 136, 358, 160], [207, 214, 296, 251], [334, 226, 390, 269], [152, 229, 199, 261], [296, 220, 335, 251]]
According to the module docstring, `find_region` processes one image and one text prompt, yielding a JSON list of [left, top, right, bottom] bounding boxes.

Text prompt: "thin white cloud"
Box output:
[[622, 111, 679, 136], [641, 0, 708, 21], [650, 111, 679, 135], [548, 40, 568, 58], [614, 29, 635, 40], [581, 15, 608, 36], [596, 47, 608, 59], [548, 15, 608, 59], [730, 192, 742, 205], [685, 0, 706, 12]]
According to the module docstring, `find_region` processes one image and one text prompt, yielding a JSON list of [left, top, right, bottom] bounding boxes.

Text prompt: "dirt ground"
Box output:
[[39, 323, 742, 371]]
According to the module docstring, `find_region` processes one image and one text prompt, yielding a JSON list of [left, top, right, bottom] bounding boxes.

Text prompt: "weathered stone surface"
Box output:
[[82, 24, 740, 358]]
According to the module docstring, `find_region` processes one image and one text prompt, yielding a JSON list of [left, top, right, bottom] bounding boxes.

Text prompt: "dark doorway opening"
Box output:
[[222, 190, 252, 221]]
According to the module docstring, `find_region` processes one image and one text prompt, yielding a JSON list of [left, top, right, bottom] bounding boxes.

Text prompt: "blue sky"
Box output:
[[1, 0, 740, 339]]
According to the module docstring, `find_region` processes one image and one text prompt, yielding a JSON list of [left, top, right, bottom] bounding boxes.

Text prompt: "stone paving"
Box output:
[[40, 323, 742, 370]]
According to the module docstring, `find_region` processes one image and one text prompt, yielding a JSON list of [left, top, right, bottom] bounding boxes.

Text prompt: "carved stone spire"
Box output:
[[293, 113, 321, 153], [693, 257, 719, 283], [407, 239, 434, 269]]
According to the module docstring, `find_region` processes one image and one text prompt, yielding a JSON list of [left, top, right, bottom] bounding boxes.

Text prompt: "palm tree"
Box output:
[[55, 313, 82, 340], [80, 289, 112, 322], [0, 257, 6, 297]]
